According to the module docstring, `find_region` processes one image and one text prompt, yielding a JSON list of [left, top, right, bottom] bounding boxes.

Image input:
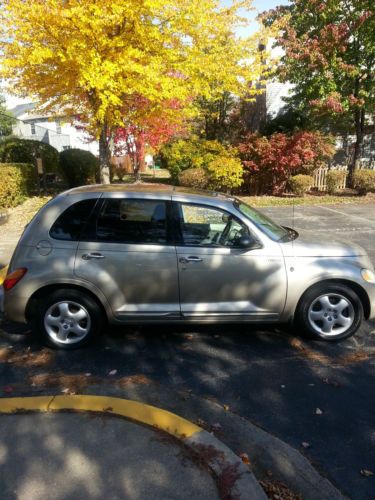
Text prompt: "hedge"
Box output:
[[59, 148, 99, 187], [0, 137, 59, 174], [0, 163, 36, 209]]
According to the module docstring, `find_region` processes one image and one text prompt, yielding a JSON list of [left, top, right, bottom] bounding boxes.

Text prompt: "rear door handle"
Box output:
[[179, 256, 203, 264], [82, 252, 105, 260]]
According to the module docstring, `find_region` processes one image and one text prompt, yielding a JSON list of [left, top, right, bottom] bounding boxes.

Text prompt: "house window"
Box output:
[[30, 123, 36, 135]]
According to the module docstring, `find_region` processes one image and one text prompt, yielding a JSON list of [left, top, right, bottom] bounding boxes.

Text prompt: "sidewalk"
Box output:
[[0, 395, 267, 500], [0, 412, 218, 500]]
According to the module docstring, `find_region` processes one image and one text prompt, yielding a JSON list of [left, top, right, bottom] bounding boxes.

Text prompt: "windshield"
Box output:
[[234, 200, 290, 242]]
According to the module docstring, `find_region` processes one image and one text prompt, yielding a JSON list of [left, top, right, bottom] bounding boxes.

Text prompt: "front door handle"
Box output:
[[82, 252, 105, 260], [179, 256, 203, 264]]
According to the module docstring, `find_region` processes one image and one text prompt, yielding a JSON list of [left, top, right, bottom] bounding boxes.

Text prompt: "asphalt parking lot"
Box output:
[[1, 202, 375, 499]]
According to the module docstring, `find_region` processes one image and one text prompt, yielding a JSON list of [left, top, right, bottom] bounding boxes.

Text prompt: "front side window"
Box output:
[[94, 199, 168, 244], [178, 203, 249, 247], [50, 199, 97, 241], [235, 201, 289, 241]]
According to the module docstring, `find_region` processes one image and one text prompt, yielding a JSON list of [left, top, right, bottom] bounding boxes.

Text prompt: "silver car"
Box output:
[[2, 185, 375, 349]]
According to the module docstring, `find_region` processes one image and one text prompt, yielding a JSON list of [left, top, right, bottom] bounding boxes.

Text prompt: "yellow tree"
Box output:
[[1, 0, 268, 182]]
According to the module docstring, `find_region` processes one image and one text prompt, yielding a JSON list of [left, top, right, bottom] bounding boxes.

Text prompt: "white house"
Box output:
[[9, 102, 99, 155]]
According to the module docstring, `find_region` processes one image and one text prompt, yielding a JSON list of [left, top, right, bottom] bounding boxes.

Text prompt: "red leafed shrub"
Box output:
[[237, 131, 334, 195]]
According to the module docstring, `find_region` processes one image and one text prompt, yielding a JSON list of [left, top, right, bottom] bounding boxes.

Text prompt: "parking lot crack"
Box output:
[[46, 394, 56, 411]]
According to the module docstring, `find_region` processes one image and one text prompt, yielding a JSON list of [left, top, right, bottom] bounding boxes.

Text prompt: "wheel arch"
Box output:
[[295, 278, 370, 320], [25, 283, 109, 323]]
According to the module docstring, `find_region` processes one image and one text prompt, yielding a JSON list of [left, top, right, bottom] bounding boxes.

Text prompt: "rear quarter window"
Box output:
[[50, 199, 97, 241]]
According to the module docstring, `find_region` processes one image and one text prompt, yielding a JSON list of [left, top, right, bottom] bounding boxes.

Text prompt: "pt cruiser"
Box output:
[[2, 185, 375, 349]]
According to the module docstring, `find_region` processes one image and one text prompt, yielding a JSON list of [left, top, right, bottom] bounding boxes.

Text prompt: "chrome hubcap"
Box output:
[[308, 293, 355, 337], [44, 301, 91, 345]]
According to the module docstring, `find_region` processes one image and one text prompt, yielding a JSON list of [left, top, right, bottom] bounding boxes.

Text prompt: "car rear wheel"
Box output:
[[296, 283, 363, 341], [33, 289, 103, 349]]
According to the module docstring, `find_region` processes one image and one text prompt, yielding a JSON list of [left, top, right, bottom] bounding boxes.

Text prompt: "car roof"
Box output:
[[64, 183, 235, 203]]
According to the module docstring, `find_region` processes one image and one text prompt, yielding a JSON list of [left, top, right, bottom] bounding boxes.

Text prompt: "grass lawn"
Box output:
[[241, 193, 375, 207]]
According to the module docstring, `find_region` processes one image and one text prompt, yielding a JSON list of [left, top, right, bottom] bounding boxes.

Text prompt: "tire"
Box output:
[[295, 283, 363, 341], [33, 289, 103, 349]]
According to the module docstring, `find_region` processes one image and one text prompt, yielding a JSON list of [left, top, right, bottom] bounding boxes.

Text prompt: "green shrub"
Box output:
[[159, 136, 237, 181], [207, 157, 244, 192], [326, 170, 347, 194], [178, 168, 209, 189], [0, 163, 36, 209], [59, 148, 99, 187], [289, 174, 314, 197], [0, 137, 59, 174], [353, 169, 375, 195]]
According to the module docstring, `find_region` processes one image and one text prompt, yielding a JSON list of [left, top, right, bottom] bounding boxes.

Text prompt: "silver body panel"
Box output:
[[3, 185, 375, 325]]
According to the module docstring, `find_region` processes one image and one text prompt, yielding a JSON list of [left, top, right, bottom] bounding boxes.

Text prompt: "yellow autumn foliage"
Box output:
[[1, 0, 270, 178]]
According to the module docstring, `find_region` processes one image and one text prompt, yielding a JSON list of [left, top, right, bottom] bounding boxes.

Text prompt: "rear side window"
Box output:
[[93, 199, 168, 244], [50, 199, 97, 241]]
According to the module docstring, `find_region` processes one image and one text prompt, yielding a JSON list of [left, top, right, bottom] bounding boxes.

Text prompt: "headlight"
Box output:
[[361, 268, 375, 283]]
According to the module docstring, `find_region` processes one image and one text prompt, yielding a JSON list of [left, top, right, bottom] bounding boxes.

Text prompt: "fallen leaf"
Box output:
[[301, 442, 311, 449], [185, 334, 193, 340], [239, 453, 251, 465], [315, 408, 323, 415], [223, 404, 230, 411], [85, 373, 92, 377], [108, 369, 117, 376], [360, 469, 374, 477]]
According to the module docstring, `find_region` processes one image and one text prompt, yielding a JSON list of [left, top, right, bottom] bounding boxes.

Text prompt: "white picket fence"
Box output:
[[313, 163, 375, 191]]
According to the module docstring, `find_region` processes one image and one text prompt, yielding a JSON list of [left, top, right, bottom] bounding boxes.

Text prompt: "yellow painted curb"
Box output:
[[0, 395, 201, 439], [0, 265, 8, 286]]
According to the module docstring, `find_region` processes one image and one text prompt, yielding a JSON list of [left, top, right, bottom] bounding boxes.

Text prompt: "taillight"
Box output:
[[3, 268, 28, 291]]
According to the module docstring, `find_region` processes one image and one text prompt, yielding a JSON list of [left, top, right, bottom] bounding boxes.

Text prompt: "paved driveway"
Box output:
[[262, 203, 375, 264]]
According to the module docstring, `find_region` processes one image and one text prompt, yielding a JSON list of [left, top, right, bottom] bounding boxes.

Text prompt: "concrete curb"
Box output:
[[80, 382, 348, 500], [0, 394, 266, 500]]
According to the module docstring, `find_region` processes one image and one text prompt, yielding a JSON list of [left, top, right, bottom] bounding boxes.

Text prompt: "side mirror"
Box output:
[[238, 235, 261, 250]]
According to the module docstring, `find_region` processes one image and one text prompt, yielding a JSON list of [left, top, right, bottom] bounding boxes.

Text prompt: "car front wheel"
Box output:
[[296, 283, 363, 341], [33, 289, 103, 349]]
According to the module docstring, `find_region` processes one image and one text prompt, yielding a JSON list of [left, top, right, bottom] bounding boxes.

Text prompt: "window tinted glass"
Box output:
[[178, 204, 249, 247], [95, 199, 167, 244], [50, 199, 97, 241]]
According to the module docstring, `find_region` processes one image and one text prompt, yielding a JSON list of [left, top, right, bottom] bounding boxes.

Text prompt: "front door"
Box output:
[[74, 197, 180, 319], [175, 202, 287, 320]]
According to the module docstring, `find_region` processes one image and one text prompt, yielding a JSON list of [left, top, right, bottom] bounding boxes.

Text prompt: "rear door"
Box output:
[[174, 201, 287, 320], [74, 196, 180, 319]]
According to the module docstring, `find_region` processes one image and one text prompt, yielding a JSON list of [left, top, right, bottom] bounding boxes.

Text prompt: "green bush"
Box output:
[[289, 174, 314, 197], [0, 137, 59, 174], [59, 148, 99, 187], [207, 156, 244, 192], [178, 168, 209, 189], [159, 136, 237, 181], [326, 170, 347, 194], [353, 169, 375, 195], [0, 163, 36, 209]]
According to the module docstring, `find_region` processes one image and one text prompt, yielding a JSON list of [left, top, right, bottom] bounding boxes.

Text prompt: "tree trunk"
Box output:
[[99, 124, 111, 184], [347, 108, 365, 188], [133, 133, 145, 182]]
